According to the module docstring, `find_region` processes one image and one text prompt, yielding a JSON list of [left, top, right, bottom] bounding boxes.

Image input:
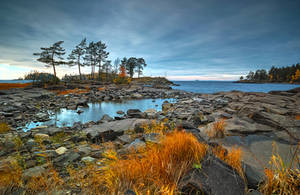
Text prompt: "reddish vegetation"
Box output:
[[56, 87, 89, 95], [295, 115, 300, 120], [119, 66, 126, 78], [0, 83, 31, 90]]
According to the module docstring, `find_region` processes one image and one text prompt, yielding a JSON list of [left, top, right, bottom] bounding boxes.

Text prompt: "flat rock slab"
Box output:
[[84, 118, 149, 142]]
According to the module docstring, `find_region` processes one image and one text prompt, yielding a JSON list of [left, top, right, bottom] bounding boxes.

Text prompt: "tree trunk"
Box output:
[[78, 56, 82, 80], [53, 64, 56, 77]]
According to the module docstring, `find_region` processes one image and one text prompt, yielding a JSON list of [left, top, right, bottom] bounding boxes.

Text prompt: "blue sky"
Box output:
[[0, 0, 300, 80]]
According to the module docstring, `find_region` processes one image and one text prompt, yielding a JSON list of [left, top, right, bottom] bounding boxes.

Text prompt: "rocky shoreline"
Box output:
[[0, 82, 299, 194]]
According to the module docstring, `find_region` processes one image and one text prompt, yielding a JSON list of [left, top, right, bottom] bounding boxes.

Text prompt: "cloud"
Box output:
[[0, 0, 300, 80]]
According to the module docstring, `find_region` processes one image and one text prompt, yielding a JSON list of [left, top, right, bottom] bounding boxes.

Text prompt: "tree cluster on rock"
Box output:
[[241, 63, 300, 83], [33, 39, 147, 81]]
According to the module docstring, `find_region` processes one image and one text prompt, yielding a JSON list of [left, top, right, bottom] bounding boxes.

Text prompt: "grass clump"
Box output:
[[259, 142, 300, 195], [213, 145, 243, 176], [68, 131, 207, 194], [0, 159, 23, 190], [100, 131, 207, 194], [0, 122, 10, 133], [206, 119, 226, 138]]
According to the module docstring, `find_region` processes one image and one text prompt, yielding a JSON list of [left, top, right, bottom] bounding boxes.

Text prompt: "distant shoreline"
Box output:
[[234, 80, 300, 85]]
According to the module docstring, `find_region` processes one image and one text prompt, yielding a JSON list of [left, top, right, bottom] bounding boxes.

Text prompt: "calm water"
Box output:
[[24, 98, 175, 131], [172, 81, 300, 93], [0, 80, 33, 83]]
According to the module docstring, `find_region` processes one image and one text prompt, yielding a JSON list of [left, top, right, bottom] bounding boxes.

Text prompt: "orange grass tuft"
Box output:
[[99, 131, 208, 194], [0, 159, 23, 189], [0, 83, 31, 90], [259, 142, 300, 195], [26, 168, 64, 193], [206, 119, 226, 138], [213, 146, 243, 176], [68, 131, 207, 194], [296, 115, 300, 120]]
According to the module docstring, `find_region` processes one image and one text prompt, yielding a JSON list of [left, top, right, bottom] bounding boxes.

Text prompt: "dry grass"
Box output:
[[68, 131, 207, 194], [26, 167, 64, 193], [142, 119, 171, 135], [206, 119, 226, 138], [259, 142, 300, 195], [0, 122, 10, 133], [296, 115, 300, 120], [0, 83, 31, 90], [213, 145, 243, 176], [0, 159, 23, 189]]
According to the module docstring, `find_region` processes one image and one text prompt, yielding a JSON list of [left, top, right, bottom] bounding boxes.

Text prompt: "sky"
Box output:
[[0, 0, 300, 80]]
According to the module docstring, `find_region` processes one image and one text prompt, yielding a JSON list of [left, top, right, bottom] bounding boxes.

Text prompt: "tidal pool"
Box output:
[[24, 98, 175, 131]]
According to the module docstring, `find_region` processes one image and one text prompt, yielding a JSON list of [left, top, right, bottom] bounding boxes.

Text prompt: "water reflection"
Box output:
[[24, 98, 175, 131]]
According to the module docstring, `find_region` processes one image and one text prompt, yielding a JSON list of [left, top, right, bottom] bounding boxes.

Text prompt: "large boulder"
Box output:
[[179, 155, 245, 195], [84, 118, 149, 142]]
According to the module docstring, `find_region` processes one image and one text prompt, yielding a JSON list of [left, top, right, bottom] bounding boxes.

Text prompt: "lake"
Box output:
[[172, 81, 300, 93], [0, 80, 33, 83]]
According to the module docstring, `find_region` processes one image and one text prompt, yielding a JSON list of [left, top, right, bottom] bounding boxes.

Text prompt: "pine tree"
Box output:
[[68, 38, 86, 80], [135, 58, 147, 78], [95, 41, 109, 80], [33, 41, 65, 77]]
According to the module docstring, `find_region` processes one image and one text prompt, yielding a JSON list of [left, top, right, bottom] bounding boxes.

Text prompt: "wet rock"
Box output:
[[179, 155, 245, 195], [117, 110, 124, 115], [127, 109, 146, 118], [101, 114, 114, 122], [162, 102, 173, 112], [77, 110, 84, 114]]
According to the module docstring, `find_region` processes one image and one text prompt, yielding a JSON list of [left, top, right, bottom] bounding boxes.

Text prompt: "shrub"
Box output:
[[24, 71, 60, 85]]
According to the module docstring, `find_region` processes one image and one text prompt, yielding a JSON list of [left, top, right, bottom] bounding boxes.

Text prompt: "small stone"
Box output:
[[55, 147, 68, 155], [81, 156, 96, 163]]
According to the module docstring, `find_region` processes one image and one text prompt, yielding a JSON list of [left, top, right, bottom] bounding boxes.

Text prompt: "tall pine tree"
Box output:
[[68, 38, 86, 80], [33, 41, 65, 77]]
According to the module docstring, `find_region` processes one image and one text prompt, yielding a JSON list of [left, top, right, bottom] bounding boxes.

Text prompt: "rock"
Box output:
[[117, 134, 132, 144], [176, 121, 197, 129], [162, 102, 173, 112], [34, 133, 49, 139], [117, 110, 124, 115], [44, 127, 63, 136], [143, 133, 161, 143], [77, 110, 84, 114], [243, 163, 264, 189], [248, 189, 264, 195], [144, 108, 157, 119], [131, 93, 143, 99], [54, 151, 80, 167], [81, 156, 96, 163], [127, 139, 146, 151], [189, 111, 208, 126], [84, 118, 149, 142], [55, 147, 68, 155], [179, 155, 245, 195], [22, 166, 47, 180], [127, 109, 146, 118], [77, 145, 92, 156], [100, 114, 114, 122]]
